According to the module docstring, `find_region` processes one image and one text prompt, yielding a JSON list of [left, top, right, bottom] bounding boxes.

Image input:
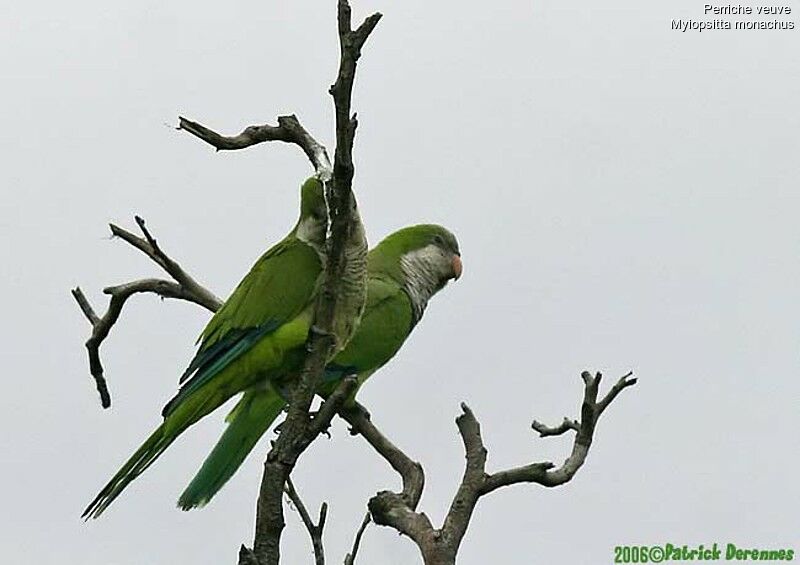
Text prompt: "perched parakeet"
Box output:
[[83, 177, 368, 519], [178, 224, 461, 510]]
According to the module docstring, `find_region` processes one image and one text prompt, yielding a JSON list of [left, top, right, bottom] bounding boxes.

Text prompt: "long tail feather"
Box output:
[[83, 390, 219, 519], [178, 387, 286, 510], [82, 423, 175, 519]]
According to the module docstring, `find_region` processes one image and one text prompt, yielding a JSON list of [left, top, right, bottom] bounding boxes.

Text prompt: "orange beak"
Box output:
[[452, 254, 463, 280]]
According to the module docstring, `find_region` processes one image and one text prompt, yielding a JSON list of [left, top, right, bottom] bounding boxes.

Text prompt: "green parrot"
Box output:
[[83, 177, 368, 519], [178, 224, 462, 510]]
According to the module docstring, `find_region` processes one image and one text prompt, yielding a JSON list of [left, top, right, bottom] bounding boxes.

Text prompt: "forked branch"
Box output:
[[482, 371, 637, 492], [358, 371, 636, 565], [284, 478, 328, 565], [72, 218, 221, 407]]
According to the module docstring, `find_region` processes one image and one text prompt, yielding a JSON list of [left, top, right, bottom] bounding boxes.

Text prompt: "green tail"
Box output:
[[83, 388, 219, 519], [82, 422, 175, 519], [178, 387, 286, 510]]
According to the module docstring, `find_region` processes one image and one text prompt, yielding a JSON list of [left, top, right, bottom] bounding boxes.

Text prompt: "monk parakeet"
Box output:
[[83, 177, 368, 519], [178, 224, 461, 510]]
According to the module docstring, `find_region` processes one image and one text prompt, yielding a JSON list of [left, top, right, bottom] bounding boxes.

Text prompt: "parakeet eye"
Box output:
[[432, 234, 444, 246]]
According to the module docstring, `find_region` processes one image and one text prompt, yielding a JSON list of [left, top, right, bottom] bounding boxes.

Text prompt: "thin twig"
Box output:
[[72, 287, 100, 325], [284, 477, 327, 565], [343, 512, 371, 565]]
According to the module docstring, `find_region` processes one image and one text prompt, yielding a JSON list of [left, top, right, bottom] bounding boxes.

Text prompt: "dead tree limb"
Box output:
[[359, 371, 636, 565], [178, 115, 332, 180], [482, 371, 637, 492], [338, 404, 432, 545], [72, 219, 221, 408], [120, 217, 221, 310], [246, 4, 380, 564], [284, 477, 328, 565], [340, 404, 424, 509]]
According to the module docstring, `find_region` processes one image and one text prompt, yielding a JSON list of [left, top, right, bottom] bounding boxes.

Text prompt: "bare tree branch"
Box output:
[[72, 218, 223, 408], [481, 371, 637, 493], [343, 512, 371, 565], [284, 477, 327, 565], [340, 403, 424, 508], [436, 404, 487, 558], [531, 416, 580, 437], [72, 287, 100, 325], [251, 372, 358, 565], [329, 1, 382, 190], [178, 115, 333, 179], [109, 219, 221, 311], [347, 372, 635, 565], [338, 403, 433, 548], [250, 3, 379, 564], [238, 545, 260, 565]]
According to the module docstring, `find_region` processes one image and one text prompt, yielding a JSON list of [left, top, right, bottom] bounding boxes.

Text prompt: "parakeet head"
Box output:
[[369, 224, 461, 320], [294, 177, 328, 247]]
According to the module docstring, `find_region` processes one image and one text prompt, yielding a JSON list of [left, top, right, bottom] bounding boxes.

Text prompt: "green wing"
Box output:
[[164, 236, 322, 416], [199, 239, 320, 349]]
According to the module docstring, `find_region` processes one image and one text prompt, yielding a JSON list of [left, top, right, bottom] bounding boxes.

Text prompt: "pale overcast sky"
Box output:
[[2, 1, 798, 563]]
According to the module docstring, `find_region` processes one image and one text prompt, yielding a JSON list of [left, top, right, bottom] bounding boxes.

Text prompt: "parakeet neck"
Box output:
[[400, 251, 442, 323], [294, 216, 327, 255]]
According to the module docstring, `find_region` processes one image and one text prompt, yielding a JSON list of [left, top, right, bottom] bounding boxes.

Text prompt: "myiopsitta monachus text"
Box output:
[[83, 177, 368, 518], [178, 224, 461, 509]]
